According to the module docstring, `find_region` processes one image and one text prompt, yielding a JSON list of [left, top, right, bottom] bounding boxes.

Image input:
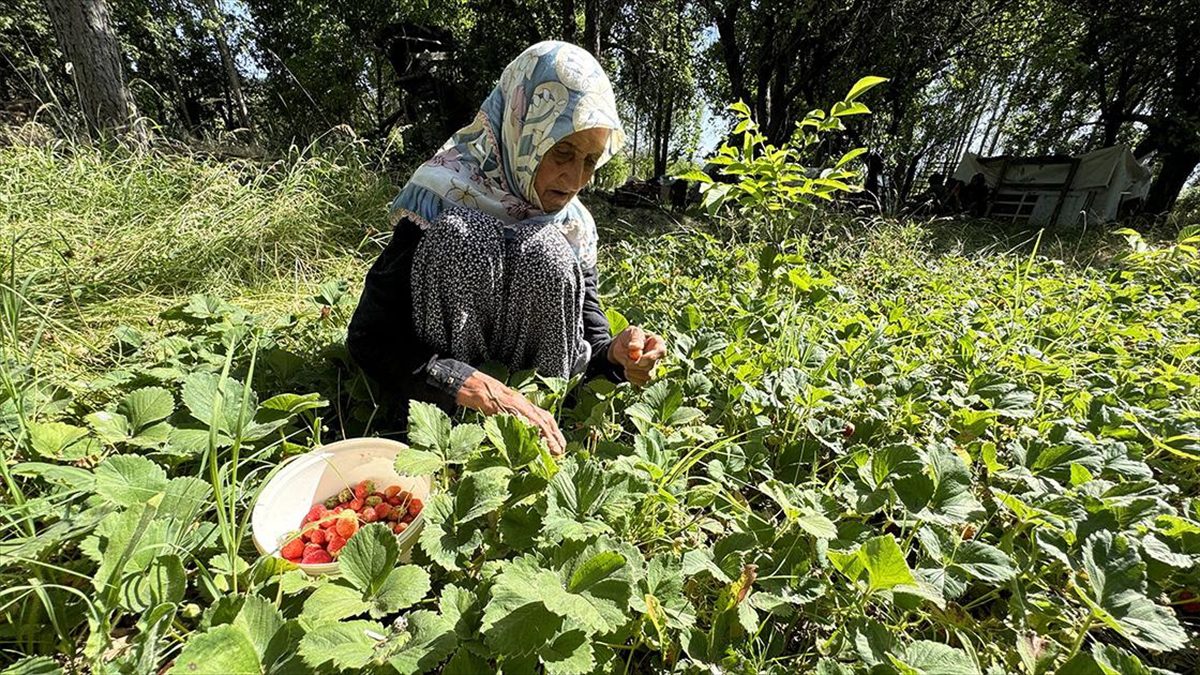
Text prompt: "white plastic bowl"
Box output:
[[251, 437, 434, 576]]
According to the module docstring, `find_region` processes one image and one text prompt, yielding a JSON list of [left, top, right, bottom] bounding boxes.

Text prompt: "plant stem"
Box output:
[[1066, 613, 1094, 660]]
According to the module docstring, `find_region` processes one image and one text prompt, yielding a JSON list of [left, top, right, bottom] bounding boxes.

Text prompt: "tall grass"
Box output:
[[0, 138, 397, 388], [0, 139, 392, 300]]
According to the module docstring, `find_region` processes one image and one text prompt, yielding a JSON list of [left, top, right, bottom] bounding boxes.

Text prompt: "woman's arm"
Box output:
[[346, 218, 477, 408], [580, 264, 626, 383]]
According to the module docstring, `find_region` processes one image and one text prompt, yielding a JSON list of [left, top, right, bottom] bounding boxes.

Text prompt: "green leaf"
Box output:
[[543, 458, 617, 542], [93, 455, 168, 507], [499, 503, 544, 550], [567, 550, 625, 593], [448, 424, 485, 462], [12, 462, 96, 491], [1059, 643, 1161, 675], [182, 373, 257, 437], [922, 447, 985, 524], [682, 548, 732, 583], [455, 465, 510, 523], [835, 148, 868, 169], [170, 624, 261, 674], [1076, 531, 1187, 651], [1140, 534, 1193, 569], [119, 554, 185, 612], [119, 387, 174, 433], [371, 566, 432, 618], [758, 480, 799, 520], [605, 308, 630, 335], [860, 535, 916, 593], [420, 493, 484, 571], [259, 392, 326, 415], [409, 401, 451, 454], [759, 480, 836, 538], [395, 448, 445, 476], [950, 541, 1017, 584], [485, 414, 542, 468], [231, 595, 285, 666], [888, 640, 979, 674], [86, 410, 131, 444], [297, 620, 384, 670], [485, 602, 563, 658], [339, 523, 399, 594], [386, 610, 457, 675], [541, 630, 594, 675], [314, 279, 351, 307], [676, 169, 713, 184], [0, 656, 64, 675], [845, 75, 889, 102], [797, 510, 838, 540], [302, 582, 371, 623], [27, 421, 100, 460], [849, 618, 893, 666], [443, 650, 492, 675], [484, 547, 632, 640], [157, 476, 212, 523], [831, 101, 871, 117]]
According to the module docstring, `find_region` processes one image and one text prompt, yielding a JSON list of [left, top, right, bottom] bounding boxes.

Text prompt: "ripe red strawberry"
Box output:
[[402, 512, 415, 524], [309, 528, 327, 545], [354, 480, 374, 501], [281, 536, 305, 560], [375, 503, 392, 520], [301, 547, 333, 564], [387, 495, 402, 506], [327, 534, 347, 556], [408, 498, 424, 516], [361, 506, 378, 523], [349, 498, 364, 511], [384, 485, 402, 499], [335, 514, 359, 538], [393, 522, 408, 534], [320, 516, 336, 529], [306, 504, 327, 523], [1179, 591, 1200, 614]]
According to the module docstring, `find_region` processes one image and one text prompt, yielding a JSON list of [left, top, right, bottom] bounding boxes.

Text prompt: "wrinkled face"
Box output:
[[533, 127, 611, 212]]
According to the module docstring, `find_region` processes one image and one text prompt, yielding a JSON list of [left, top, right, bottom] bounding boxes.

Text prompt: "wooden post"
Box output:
[[1048, 158, 1081, 226], [986, 158, 1011, 218]]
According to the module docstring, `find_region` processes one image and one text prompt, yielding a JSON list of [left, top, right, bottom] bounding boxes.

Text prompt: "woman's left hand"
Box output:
[[608, 325, 667, 386]]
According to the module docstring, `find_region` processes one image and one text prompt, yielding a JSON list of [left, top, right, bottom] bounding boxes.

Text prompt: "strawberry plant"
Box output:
[[3, 157, 1200, 673]]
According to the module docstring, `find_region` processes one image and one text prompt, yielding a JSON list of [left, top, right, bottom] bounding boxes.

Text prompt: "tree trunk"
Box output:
[[583, 0, 601, 56], [1144, 149, 1200, 215], [201, 0, 254, 136], [562, 0, 577, 41], [44, 0, 143, 141], [709, 0, 747, 105]]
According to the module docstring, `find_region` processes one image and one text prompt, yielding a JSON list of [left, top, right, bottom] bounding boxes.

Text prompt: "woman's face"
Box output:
[[533, 127, 611, 212]]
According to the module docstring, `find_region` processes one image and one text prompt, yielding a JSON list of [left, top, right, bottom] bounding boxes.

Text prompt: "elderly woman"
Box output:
[[347, 41, 667, 455]]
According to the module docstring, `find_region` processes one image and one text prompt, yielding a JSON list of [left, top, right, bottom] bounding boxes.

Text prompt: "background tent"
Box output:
[[953, 144, 1151, 226]]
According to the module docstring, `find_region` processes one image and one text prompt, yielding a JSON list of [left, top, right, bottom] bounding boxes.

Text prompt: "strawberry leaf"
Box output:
[[386, 610, 457, 675], [1076, 531, 1187, 651]]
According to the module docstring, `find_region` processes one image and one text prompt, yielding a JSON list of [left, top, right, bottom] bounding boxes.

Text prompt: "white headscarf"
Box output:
[[389, 41, 626, 269]]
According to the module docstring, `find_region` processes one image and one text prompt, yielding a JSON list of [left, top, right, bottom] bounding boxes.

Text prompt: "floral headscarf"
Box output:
[[389, 41, 625, 269]]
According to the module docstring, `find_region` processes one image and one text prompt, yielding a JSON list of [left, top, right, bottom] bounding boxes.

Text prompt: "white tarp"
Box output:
[[953, 144, 1151, 225]]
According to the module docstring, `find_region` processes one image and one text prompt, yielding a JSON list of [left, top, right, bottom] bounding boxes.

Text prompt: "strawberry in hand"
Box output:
[[607, 325, 667, 386]]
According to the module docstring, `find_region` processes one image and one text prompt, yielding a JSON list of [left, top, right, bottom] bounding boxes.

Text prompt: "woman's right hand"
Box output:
[[455, 370, 567, 456]]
